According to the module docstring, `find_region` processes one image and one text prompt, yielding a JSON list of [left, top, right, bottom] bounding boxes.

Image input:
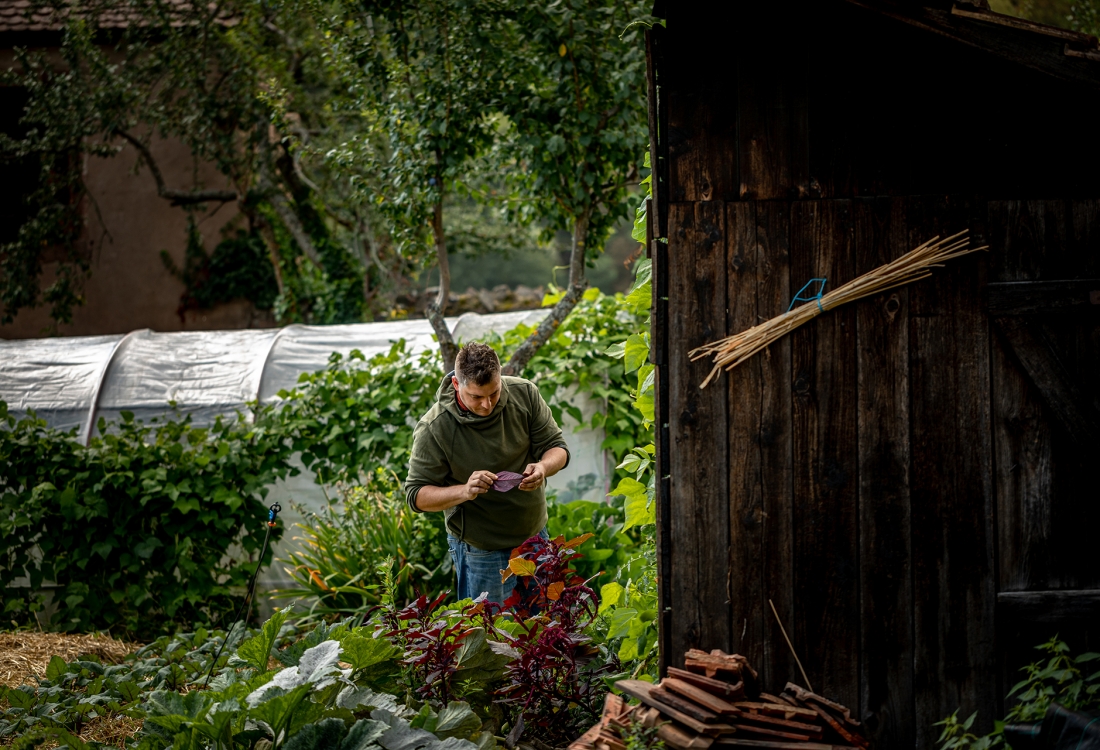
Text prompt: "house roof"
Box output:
[[0, 0, 228, 34], [0, 0, 61, 32], [844, 0, 1100, 87]]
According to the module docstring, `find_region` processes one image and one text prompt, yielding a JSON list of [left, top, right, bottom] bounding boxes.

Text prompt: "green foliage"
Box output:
[[0, 402, 294, 637], [236, 608, 293, 673], [0, 610, 493, 748], [270, 341, 444, 487], [132, 635, 491, 750], [1, 530, 631, 749], [274, 472, 453, 617], [624, 716, 666, 750], [545, 494, 638, 586], [935, 636, 1100, 750], [268, 289, 649, 488], [1068, 0, 1100, 34], [161, 222, 279, 314], [499, 0, 652, 249], [322, 0, 508, 260], [0, 627, 248, 742], [595, 155, 659, 679], [545, 487, 657, 675]]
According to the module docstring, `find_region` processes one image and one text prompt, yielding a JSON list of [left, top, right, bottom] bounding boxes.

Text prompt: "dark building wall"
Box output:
[[651, 5, 1100, 749]]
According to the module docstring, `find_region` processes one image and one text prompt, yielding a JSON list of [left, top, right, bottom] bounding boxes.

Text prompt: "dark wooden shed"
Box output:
[[646, 3, 1100, 747]]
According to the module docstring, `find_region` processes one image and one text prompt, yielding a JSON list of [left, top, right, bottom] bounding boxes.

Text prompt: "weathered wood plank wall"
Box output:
[[650, 4, 1100, 748]]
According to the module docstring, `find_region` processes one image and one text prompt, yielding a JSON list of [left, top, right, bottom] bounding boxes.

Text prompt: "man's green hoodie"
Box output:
[[403, 372, 569, 550]]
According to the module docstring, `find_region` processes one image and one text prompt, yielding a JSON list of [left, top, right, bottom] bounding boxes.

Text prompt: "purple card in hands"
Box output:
[[491, 471, 526, 492]]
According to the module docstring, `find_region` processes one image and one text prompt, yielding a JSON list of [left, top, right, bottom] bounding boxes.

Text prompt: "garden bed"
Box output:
[[0, 632, 136, 688]]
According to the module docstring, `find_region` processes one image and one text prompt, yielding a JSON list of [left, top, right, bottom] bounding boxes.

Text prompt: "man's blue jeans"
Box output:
[[447, 530, 547, 604]]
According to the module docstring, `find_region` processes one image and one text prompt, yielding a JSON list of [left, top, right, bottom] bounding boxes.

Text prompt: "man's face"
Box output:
[[453, 373, 501, 417]]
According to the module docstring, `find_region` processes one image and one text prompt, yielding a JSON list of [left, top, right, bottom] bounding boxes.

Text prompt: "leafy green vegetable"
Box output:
[[237, 607, 292, 673]]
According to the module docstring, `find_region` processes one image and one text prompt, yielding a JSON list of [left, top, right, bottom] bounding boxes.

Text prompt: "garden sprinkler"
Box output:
[[203, 501, 281, 688]]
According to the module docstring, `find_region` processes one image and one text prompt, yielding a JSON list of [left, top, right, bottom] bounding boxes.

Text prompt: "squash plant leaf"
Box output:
[[236, 607, 291, 673]]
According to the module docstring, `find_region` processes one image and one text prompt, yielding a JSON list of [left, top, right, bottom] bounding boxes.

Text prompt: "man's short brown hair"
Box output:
[[455, 342, 501, 386]]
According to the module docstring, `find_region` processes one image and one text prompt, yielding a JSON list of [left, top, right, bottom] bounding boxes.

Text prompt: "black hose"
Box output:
[[203, 502, 280, 688]]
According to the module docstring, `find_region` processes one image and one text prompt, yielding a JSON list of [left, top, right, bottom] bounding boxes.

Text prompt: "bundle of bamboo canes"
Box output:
[[689, 230, 987, 388]]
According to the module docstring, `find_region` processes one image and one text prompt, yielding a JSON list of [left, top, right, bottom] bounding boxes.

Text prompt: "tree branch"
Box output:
[[254, 120, 322, 266], [503, 209, 590, 376], [427, 169, 458, 373], [115, 129, 238, 206]]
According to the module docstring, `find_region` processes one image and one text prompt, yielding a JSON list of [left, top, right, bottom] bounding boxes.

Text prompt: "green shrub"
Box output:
[[0, 403, 295, 637], [275, 470, 452, 617], [935, 636, 1100, 750], [267, 291, 650, 490], [268, 341, 443, 488], [545, 493, 638, 587], [0, 289, 649, 637]]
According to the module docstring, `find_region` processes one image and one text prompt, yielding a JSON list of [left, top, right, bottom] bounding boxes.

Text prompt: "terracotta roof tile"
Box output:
[[0, 1, 228, 34]]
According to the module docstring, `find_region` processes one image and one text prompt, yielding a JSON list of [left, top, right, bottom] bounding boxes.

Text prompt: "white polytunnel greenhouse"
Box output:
[[0, 309, 610, 597]]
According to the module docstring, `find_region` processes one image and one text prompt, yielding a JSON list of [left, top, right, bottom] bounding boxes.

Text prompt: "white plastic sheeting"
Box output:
[[0, 310, 610, 592], [0, 333, 125, 440], [0, 311, 551, 438]]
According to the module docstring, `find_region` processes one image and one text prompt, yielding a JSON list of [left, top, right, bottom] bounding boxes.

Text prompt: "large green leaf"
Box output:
[[599, 582, 625, 615], [338, 633, 401, 674], [453, 629, 510, 685], [283, 718, 349, 750], [236, 608, 291, 673], [373, 709, 479, 750], [625, 259, 653, 312], [247, 640, 345, 707], [246, 683, 313, 741], [45, 655, 68, 682], [623, 491, 656, 531], [623, 334, 649, 374], [336, 686, 405, 715], [430, 702, 482, 740], [341, 718, 388, 750], [606, 608, 639, 640]]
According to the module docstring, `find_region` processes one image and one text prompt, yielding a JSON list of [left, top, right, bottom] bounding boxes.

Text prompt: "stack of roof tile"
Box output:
[[0, 0, 57, 32], [0, 0, 231, 33], [569, 650, 868, 750]]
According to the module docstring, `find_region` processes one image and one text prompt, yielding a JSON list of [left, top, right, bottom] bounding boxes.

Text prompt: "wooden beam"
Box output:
[[992, 316, 1100, 448], [986, 279, 1100, 315], [645, 29, 662, 245], [949, 5, 1094, 45], [997, 590, 1100, 623], [842, 0, 1100, 90]]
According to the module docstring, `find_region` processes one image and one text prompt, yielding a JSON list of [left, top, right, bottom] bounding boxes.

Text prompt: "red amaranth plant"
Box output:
[[385, 591, 471, 705], [495, 534, 616, 744], [502, 533, 597, 625]]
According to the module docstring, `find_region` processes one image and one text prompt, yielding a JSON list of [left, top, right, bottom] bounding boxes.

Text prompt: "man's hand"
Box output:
[[520, 446, 568, 491], [463, 470, 498, 501], [519, 463, 546, 491], [415, 470, 497, 512]]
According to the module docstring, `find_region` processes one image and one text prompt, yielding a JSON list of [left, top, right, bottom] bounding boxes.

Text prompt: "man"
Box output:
[[404, 342, 569, 603]]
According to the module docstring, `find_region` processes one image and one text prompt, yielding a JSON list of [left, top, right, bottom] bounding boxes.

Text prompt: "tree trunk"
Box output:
[[255, 120, 322, 267], [427, 191, 459, 373], [502, 208, 590, 376], [244, 206, 286, 297], [267, 186, 322, 267]]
